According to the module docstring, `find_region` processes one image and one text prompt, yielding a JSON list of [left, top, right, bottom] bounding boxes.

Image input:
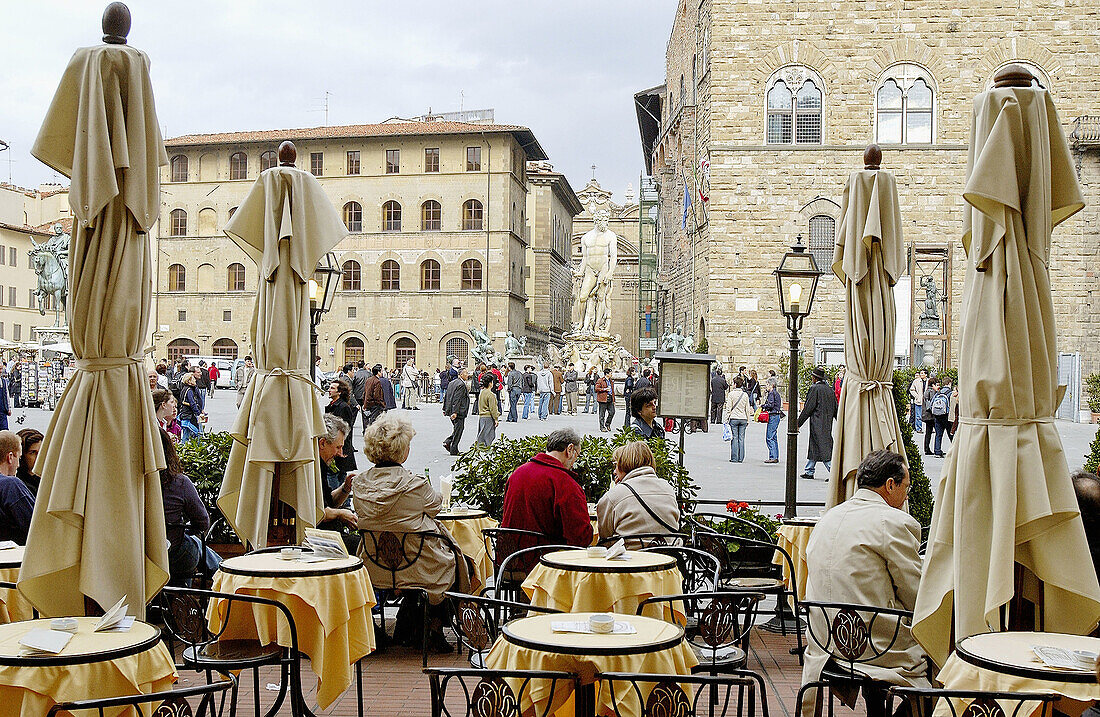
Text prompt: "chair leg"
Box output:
[[422, 592, 430, 668], [356, 658, 364, 717], [253, 667, 260, 717]]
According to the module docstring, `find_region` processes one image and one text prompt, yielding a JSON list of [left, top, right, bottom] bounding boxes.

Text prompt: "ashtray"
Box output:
[[50, 618, 78, 633]]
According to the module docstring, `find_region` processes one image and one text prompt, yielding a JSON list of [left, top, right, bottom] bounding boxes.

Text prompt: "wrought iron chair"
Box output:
[[0, 580, 38, 620], [488, 543, 574, 603], [598, 672, 765, 717], [887, 687, 1058, 717], [482, 527, 552, 592], [424, 667, 580, 717], [157, 585, 323, 717], [640, 546, 721, 595], [46, 674, 237, 717], [688, 513, 774, 544], [796, 600, 928, 717], [597, 532, 689, 549], [637, 592, 764, 675], [443, 591, 561, 668], [358, 528, 461, 666]]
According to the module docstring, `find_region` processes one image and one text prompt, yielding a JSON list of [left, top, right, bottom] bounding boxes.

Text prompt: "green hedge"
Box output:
[[1086, 373, 1100, 414], [777, 354, 842, 398], [1086, 428, 1100, 474], [450, 427, 697, 521], [892, 367, 936, 528], [175, 431, 237, 543]]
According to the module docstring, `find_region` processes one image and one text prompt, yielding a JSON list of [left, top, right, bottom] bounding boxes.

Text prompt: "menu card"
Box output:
[[551, 621, 637, 635], [19, 629, 73, 656], [94, 597, 134, 632], [606, 539, 630, 560], [1032, 646, 1085, 670], [302, 528, 348, 560]]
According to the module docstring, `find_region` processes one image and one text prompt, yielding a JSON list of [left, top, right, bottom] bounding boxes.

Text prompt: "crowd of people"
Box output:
[[907, 368, 961, 457]]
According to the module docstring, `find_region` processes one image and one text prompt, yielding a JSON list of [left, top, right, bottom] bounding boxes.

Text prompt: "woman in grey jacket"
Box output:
[[596, 442, 680, 541]]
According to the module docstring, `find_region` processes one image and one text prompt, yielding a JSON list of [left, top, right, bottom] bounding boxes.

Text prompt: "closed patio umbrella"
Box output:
[[217, 143, 346, 549], [912, 66, 1100, 666], [19, 4, 169, 618], [826, 146, 907, 506]]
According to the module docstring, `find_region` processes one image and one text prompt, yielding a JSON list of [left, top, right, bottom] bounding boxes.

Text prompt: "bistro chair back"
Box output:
[[640, 546, 720, 594], [483, 527, 552, 570], [424, 667, 580, 717], [886, 688, 1058, 717], [688, 513, 774, 545], [443, 591, 561, 667], [638, 591, 763, 671], [157, 585, 302, 717], [597, 532, 689, 549], [46, 673, 237, 717], [490, 543, 573, 602], [598, 671, 763, 717]]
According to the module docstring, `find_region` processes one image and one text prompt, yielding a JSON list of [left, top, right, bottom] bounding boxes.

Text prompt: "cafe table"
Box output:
[[484, 611, 698, 717], [0, 547, 33, 624], [522, 549, 685, 623], [0, 616, 176, 717], [437, 508, 498, 587], [936, 632, 1100, 717], [208, 551, 376, 712], [773, 517, 817, 605]]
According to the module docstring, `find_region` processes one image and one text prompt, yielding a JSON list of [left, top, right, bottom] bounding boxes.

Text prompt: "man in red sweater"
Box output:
[[501, 428, 593, 568]]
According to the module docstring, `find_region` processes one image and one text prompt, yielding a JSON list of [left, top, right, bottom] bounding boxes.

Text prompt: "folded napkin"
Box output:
[[606, 539, 629, 560]]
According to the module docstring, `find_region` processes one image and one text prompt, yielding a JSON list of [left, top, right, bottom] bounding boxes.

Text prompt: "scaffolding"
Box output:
[[638, 175, 661, 358]]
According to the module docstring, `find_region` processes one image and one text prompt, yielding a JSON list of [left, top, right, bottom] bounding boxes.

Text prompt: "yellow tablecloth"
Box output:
[[486, 612, 697, 717], [522, 550, 685, 623], [208, 554, 376, 710], [0, 548, 33, 624], [0, 617, 177, 717], [438, 512, 498, 586], [936, 632, 1100, 717], [774, 522, 815, 601]]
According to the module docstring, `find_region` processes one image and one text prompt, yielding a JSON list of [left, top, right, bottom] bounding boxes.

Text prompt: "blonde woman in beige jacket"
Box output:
[[353, 412, 471, 653], [596, 442, 680, 543], [724, 376, 752, 463]]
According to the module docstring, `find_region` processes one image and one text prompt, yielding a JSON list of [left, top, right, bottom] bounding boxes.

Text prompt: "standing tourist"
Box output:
[[0, 366, 10, 431], [177, 372, 205, 443], [909, 369, 928, 433], [522, 365, 537, 420], [798, 367, 838, 480], [724, 376, 751, 463], [351, 361, 369, 408], [505, 362, 523, 422], [362, 364, 386, 426], [380, 367, 397, 412], [434, 369, 443, 404], [746, 369, 760, 411], [634, 367, 653, 392], [550, 365, 564, 415], [762, 377, 783, 464], [9, 363, 21, 410], [401, 358, 421, 410], [584, 367, 599, 414], [476, 373, 500, 446], [235, 356, 255, 408], [834, 366, 845, 403], [629, 387, 664, 439], [0, 431, 35, 544], [325, 378, 359, 472], [195, 361, 211, 396], [622, 367, 636, 428], [930, 377, 954, 457], [710, 367, 729, 426], [536, 364, 554, 420], [563, 363, 580, 415], [16, 429, 43, 495], [595, 368, 616, 432], [489, 363, 504, 416], [922, 376, 940, 456], [207, 362, 219, 396], [442, 366, 470, 455], [154, 363, 169, 389]]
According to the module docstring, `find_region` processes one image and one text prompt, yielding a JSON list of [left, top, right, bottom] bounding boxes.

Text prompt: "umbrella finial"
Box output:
[[278, 141, 297, 167], [864, 144, 882, 170], [102, 2, 131, 44], [993, 64, 1035, 88]]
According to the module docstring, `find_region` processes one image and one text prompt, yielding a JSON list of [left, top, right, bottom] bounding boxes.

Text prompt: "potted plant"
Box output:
[[175, 431, 245, 557], [1086, 372, 1100, 424]]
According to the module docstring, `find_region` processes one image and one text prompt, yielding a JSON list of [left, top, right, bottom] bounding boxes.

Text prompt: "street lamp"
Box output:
[[309, 251, 342, 383], [774, 234, 821, 519]]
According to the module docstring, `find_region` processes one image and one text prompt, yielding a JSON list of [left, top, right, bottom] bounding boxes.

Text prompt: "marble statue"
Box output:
[[504, 331, 526, 358], [29, 223, 69, 326], [660, 325, 685, 353], [680, 333, 695, 354], [573, 207, 618, 334], [547, 345, 563, 367], [918, 275, 942, 334], [469, 324, 494, 366]]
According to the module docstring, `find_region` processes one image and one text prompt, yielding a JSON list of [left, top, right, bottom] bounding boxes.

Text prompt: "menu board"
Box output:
[[657, 360, 711, 419]]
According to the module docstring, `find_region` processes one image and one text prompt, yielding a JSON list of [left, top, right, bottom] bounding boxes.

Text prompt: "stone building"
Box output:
[[570, 179, 642, 355], [639, 0, 1100, 416], [155, 119, 555, 372], [524, 162, 583, 354]]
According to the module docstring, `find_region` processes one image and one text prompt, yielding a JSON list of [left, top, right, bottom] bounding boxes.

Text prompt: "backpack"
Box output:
[[930, 391, 950, 417]]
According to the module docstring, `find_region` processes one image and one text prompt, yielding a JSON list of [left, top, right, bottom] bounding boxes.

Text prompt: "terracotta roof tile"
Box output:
[[32, 217, 73, 234], [0, 221, 52, 237]]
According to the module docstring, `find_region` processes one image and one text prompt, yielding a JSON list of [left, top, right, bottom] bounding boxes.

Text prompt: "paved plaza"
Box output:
[[12, 390, 1098, 509]]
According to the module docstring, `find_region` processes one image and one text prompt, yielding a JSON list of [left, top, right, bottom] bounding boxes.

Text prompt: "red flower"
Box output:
[[739, 501, 749, 509], [725, 501, 737, 513]]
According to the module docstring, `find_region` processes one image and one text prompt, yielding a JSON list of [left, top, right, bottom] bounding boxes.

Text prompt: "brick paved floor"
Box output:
[[169, 621, 867, 717]]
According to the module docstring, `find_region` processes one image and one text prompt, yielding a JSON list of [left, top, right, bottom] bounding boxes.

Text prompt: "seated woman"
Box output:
[[158, 429, 221, 585], [596, 441, 680, 543], [16, 428, 43, 495], [353, 412, 470, 652], [152, 388, 181, 443]]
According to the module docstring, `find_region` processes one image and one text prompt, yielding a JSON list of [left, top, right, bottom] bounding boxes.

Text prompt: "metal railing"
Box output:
[[1071, 116, 1100, 147]]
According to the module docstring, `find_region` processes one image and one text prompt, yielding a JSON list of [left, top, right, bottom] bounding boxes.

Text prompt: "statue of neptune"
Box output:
[[573, 207, 617, 334]]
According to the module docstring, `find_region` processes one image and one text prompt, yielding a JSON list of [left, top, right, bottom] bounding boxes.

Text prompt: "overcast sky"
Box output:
[[0, 1, 672, 204]]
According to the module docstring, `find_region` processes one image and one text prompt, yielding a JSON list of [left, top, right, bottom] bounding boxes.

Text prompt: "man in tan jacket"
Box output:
[[800, 450, 929, 717]]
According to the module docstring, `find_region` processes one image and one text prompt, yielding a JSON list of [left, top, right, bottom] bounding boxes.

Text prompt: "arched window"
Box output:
[[168, 264, 186, 292], [808, 215, 836, 272], [876, 64, 935, 145], [341, 260, 361, 290], [212, 338, 238, 359], [421, 200, 441, 231], [169, 209, 187, 236], [260, 150, 277, 172], [343, 201, 362, 232], [166, 338, 199, 363], [461, 259, 482, 291], [382, 201, 402, 232], [394, 337, 416, 366], [170, 155, 188, 182], [420, 259, 440, 291], [446, 337, 469, 365], [227, 262, 246, 291], [343, 336, 364, 366], [679, 74, 685, 106], [381, 260, 400, 290], [767, 70, 824, 144], [229, 151, 248, 180], [462, 199, 484, 231]]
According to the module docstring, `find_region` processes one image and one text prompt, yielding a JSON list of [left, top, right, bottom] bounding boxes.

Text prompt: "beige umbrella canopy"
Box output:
[[826, 146, 908, 507], [218, 143, 347, 549], [19, 4, 169, 618], [912, 67, 1100, 666]]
